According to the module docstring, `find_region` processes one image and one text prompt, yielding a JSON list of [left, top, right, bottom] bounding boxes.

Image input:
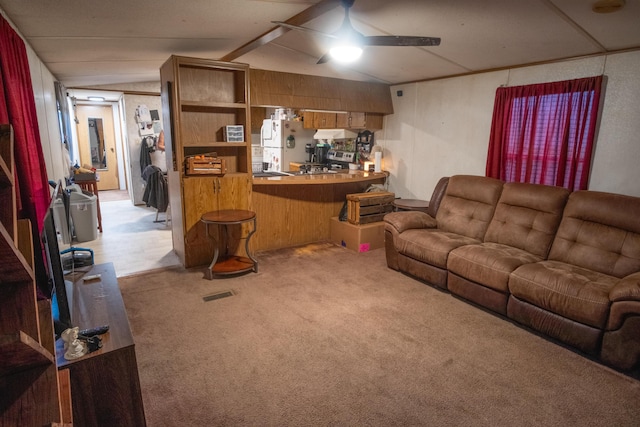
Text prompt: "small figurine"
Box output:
[[61, 327, 88, 360]]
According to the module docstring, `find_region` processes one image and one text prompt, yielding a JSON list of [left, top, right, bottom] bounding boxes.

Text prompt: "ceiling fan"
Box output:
[[272, 0, 441, 64]]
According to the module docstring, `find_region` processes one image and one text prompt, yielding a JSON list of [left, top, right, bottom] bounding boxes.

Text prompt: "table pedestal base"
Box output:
[[201, 210, 258, 279]]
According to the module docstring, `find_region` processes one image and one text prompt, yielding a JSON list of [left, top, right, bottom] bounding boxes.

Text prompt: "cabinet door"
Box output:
[[182, 177, 218, 233], [313, 112, 337, 129], [182, 175, 249, 226], [336, 112, 367, 129], [302, 111, 316, 129], [349, 112, 366, 128], [365, 113, 383, 130], [216, 175, 251, 211], [336, 113, 348, 128], [182, 175, 251, 267]]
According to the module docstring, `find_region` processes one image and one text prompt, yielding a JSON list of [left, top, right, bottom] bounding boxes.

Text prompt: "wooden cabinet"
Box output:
[[250, 69, 394, 114], [304, 111, 383, 130], [159, 57, 253, 268], [336, 112, 383, 130], [302, 111, 337, 129], [181, 175, 251, 267], [57, 263, 146, 427], [0, 124, 71, 426], [313, 112, 337, 129]]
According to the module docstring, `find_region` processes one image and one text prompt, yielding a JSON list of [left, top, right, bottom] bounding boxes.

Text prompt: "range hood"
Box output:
[[313, 129, 358, 140]]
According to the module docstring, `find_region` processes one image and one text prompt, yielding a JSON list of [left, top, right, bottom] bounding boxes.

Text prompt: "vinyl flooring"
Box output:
[[69, 190, 181, 277]]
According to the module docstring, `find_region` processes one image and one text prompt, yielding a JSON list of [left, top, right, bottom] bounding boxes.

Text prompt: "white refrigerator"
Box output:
[[260, 119, 314, 172]]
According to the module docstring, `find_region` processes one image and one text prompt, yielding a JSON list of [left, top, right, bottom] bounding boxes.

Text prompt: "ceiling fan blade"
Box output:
[[271, 21, 338, 39], [362, 36, 441, 47], [316, 53, 332, 64]]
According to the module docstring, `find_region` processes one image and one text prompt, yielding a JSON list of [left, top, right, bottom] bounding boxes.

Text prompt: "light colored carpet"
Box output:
[[119, 243, 640, 427]]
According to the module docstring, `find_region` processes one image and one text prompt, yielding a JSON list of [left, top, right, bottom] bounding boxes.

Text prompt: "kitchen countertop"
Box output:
[[252, 169, 388, 185]]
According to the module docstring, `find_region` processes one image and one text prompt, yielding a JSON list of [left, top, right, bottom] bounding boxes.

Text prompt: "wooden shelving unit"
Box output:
[[0, 124, 72, 426], [160, 56, 253, 268]]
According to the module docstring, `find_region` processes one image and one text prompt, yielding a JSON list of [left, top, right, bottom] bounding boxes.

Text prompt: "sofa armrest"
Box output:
[[384, 211, 437, 234], [609, 272, 640, 302]]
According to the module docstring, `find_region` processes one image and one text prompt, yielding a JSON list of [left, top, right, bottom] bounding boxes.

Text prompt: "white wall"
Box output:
[[123, 94, 164, 205], [26, 37, 67, 184], [378, 51, 640, 199], [12, 5, 640, 202]]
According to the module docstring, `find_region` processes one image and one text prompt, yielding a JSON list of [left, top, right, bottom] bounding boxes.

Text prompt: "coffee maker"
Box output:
[[305, 143, 315, 163], [314, 143, 329, 165]]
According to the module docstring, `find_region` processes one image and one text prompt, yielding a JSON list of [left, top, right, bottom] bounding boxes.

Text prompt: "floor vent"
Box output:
[[202, 290, 234, 302]]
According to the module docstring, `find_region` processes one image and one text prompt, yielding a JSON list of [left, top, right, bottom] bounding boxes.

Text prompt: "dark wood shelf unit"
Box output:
[[0, 123, 70, 426], [56, 262, 146, 427]]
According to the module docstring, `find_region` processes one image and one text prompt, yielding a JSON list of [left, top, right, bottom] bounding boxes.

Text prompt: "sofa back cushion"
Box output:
[[485, 182, 569, 258], [549, 190, 640, 278], [436, 175, 503, 240], [426, 177, 450, 218]]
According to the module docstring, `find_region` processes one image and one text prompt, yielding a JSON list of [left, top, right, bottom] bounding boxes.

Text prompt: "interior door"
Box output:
[[76, 104, 119, 190]]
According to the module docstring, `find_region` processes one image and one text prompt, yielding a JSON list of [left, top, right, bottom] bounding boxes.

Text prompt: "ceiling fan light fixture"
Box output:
[[329, 44, 363, 62]]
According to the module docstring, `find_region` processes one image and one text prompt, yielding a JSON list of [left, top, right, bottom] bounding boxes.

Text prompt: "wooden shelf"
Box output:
[[161, 56, 253, 268], [211, 255, 255, 274], [181, 101, 247, 109], [0, 331, 54, 376], [0, 124, 14, 187], [1, 123, 67, 425], [0, 221, 34, 284], [183, 141, 248, 148], [0, 124, 16, 245]]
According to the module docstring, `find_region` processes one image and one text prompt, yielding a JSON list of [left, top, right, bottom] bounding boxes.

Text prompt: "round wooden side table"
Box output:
[[392, 198, 430, 213], [201, 209, 258, 279]]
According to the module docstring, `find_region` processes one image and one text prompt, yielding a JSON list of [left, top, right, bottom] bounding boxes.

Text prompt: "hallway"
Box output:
[[73, 190, 181, 277]]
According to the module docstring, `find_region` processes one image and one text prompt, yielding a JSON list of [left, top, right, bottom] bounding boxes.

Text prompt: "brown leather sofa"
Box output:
[[384, 175, 640, 371]]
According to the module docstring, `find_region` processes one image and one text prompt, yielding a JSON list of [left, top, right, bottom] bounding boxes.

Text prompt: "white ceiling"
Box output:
[[1, 0, 639, 88]]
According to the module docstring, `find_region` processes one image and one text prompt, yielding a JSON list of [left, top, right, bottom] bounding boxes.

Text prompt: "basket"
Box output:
[[346, 191, 395, 224], [185, 154, 226, 176]]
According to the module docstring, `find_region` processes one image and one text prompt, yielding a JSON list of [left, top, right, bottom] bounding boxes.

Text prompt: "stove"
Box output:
[[326, 150, 356, 169], [293, 163, 336, 174]]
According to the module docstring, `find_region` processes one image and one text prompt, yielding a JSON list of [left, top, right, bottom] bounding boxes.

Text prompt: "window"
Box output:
[[486, 76, 603, 191]]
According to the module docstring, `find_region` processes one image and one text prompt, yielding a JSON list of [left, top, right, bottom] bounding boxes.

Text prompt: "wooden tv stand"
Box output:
[[56, 262, 146, 426]]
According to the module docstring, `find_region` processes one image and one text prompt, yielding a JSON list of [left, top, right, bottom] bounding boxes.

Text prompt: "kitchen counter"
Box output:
[[250, 170, 389, 252], [253, 169, 388, 185]]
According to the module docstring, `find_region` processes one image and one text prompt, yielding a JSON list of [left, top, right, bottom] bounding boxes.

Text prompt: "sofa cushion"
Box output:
[[435, 175, 503, 241], [549, 191, 640, 278], [484, 182, 569, 258], [509, 260, 617, 329], [396, 229, 480, 269], [448, 243, 542, 293], [447, 182, 568, 295]]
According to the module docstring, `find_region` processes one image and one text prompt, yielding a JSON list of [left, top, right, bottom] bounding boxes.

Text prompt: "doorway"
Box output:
[[75, 104, 120, 190]]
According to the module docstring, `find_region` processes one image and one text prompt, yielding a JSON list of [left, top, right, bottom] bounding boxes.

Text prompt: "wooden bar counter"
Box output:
[[251, 170, 388, 252]]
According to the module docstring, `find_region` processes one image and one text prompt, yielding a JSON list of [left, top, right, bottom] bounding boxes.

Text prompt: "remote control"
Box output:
[[79, 325, 109, 337], [83, 274, 101, 282]]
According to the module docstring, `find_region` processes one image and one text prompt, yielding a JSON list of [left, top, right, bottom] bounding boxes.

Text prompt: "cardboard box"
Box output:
[[330, 216, 385, 253]]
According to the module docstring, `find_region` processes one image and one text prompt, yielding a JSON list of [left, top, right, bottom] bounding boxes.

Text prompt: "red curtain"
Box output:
[[486, 76, 602, 191], [0, 15, 51, 231]]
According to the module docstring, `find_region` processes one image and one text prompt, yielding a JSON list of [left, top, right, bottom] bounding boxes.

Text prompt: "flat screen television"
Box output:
[[42, 180, 73, 337]]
